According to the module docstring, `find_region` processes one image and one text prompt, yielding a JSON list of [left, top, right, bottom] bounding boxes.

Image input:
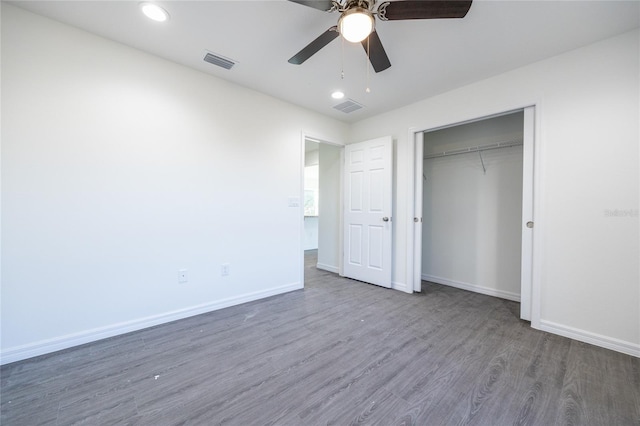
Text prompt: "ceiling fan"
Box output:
[[288, 0, 473, 73]]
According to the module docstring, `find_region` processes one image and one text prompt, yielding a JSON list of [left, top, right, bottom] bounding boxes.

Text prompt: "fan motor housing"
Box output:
[[342, 0, 374, 11]]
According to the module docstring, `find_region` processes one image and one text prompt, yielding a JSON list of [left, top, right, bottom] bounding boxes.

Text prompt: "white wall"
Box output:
[[304, 144, 319, 250], [349, 29, 639, 356], [422, 113, 524, 301], [2, 4, 638, 362], [317, 143, 342, 273], [305, 146, 320, 167], [0, 4, 348, 363]]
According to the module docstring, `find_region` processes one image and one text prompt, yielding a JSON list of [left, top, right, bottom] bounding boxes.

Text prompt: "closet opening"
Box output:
[[413, 108, 535, 321]]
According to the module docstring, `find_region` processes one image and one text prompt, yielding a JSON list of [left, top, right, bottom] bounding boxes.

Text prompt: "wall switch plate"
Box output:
[[178, 269, 188, 283], [288, 197, 300, 207], [221, 263, 230, 276]]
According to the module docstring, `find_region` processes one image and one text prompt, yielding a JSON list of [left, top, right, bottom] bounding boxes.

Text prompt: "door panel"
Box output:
[[350, 172, 363, 210], [368, 226, 384, 269], [348, 225, 363, 265], [369, 169, 384, 210], [343, 136, 393, 288]]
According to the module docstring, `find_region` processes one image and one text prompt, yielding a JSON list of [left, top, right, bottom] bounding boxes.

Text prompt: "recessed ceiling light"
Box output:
[[331, 91, 345, 100], [140, 2, 169, 22]]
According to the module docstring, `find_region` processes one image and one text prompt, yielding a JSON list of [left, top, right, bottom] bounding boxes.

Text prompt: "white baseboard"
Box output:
[[422, 275, 638, 358], [0, 282, 302, 365], [539, 320, 640, 358], [422, 274, 520, 302], [316, 263, 339, 274]]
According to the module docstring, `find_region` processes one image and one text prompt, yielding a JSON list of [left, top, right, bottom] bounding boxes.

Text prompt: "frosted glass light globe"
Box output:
[[338, 8, 374, 43]]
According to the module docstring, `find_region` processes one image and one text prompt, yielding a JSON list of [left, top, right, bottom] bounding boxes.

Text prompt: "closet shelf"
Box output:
[[424, 140, 523, 159]]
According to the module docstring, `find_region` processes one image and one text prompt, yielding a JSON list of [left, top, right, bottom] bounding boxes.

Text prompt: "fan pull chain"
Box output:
[[365, 36, 371, 93], [341, 36, 345, 79]]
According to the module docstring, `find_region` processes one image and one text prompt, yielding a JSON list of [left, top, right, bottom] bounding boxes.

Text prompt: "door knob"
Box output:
[[382, 217, 389, 222], [526, 221, 534, 228]]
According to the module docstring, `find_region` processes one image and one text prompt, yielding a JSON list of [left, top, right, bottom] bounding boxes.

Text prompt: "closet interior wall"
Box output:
[[422, 112, 524, 301]]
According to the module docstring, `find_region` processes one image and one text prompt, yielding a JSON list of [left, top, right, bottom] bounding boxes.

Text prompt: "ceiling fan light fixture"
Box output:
[[338, 7, 374, 43], [140, 2, 169, 22]]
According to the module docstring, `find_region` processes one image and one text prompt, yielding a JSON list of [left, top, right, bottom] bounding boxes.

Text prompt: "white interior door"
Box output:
[[413, 132, 424, 292], [520, 106, 535, 321], [343, 136, 393, 288]]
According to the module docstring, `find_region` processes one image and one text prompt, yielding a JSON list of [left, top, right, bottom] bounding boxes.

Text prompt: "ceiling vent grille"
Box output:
[[333, 99, 364, 113], [203, 52, 235, 70]]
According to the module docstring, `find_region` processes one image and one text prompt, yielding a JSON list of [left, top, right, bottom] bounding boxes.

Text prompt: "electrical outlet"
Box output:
[[178, 269, 188, 283], [221, 263, 230, 277]]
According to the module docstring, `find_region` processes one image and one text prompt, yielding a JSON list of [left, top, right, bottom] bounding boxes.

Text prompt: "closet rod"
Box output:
[[424, 140, 523, 159]]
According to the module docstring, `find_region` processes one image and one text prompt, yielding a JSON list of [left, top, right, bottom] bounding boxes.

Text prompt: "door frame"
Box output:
[[300, 132, 345, 287], [406, 104, 543, 329]]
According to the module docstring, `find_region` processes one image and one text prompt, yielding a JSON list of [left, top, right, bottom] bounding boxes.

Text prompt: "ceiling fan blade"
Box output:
[[288, 26, 340, 65], [362, 30, 391, 73], [378, 0, 472, 20], [288, 0, 335, 12]]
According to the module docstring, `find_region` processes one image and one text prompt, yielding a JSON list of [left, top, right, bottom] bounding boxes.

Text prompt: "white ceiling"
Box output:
[[9, 0, 640, 123]]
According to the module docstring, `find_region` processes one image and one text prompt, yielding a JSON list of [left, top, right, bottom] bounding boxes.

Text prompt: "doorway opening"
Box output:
[[302, 137, 343, 283]]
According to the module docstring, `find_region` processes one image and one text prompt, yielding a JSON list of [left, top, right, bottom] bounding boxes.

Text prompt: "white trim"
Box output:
[[0, 282, 302, 365], [529, 102, 544, 330], [422, 274, 521, 302], [392, 281, 411, 293], [406, 128, 417, 293], [316, 263, 339, 274], [300, 133, 307, 289], [338, 147, 345, 276], [539, 320, 640, 358], [421, 107, 531, 134]]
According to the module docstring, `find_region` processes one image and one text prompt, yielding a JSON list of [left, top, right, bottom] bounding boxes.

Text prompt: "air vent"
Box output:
[[333, 99, 364, 113], [203, 52, 235, 70]]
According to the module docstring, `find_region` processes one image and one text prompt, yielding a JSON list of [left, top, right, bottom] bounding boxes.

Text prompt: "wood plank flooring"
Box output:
[[2, 250, 639, 425]]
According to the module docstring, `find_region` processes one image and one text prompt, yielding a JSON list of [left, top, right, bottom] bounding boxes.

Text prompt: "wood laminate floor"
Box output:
[[2, 250, 639, 425]]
